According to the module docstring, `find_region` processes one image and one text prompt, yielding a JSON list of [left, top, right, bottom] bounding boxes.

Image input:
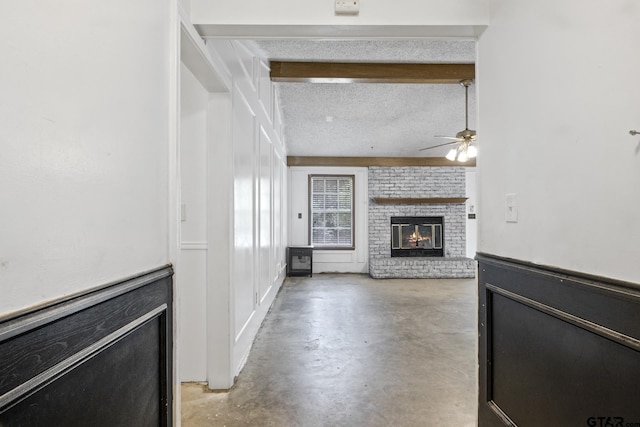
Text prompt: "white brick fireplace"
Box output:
[[368, 166, 475, 278]]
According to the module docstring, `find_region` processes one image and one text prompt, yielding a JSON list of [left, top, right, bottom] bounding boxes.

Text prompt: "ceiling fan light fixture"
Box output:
[[420, 79, 478, 160], [457, 149, 468, 162], [467, 145, 478, 158]]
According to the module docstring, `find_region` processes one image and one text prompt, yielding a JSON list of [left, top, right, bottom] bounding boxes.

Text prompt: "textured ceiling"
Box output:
[[250, 39, 476, 157]]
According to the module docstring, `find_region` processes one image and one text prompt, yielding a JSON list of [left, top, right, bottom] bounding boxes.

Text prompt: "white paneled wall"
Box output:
[[206, 40, 288, 379], [258, 126, 273, 302], [273, 149, 285, 278], [178, 35, 286, 388], [231, 86, 257, 341]]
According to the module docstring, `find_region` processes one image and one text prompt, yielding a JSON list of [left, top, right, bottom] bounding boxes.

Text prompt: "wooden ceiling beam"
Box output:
[[287, 156, 476, 167], [270, 62, 475, 84]]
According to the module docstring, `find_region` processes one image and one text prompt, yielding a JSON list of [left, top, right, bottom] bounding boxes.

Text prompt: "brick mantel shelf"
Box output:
[[372, 197, 468, 204]]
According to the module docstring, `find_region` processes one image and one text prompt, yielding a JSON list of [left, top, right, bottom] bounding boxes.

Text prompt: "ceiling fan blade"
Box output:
[[418, 141, 460, 151], [434, 135, 463, 140]]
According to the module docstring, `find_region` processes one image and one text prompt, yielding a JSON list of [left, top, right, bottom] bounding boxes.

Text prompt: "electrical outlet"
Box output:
[[335, 0, 359, 15], [505, 193, 518, 223]]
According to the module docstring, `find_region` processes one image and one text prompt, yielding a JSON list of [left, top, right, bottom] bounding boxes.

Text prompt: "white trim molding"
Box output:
[[180, 241, 209, 251]]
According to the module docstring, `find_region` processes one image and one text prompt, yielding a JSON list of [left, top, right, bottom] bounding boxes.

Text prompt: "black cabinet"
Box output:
[[287, 246, 313, 277]]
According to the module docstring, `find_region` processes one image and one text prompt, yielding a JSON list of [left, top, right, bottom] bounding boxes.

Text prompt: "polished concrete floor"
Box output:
[[182, 273, 477, 426]]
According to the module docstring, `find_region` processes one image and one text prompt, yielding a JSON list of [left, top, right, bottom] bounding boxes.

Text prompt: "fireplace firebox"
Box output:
[[391, 216, 444, 257]]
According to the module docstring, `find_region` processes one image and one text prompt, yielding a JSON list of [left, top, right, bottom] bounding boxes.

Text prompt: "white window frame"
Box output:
[[308, 175, 355, 250]]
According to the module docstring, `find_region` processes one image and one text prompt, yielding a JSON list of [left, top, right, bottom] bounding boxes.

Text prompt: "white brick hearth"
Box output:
[[368, 166, 475, 279]]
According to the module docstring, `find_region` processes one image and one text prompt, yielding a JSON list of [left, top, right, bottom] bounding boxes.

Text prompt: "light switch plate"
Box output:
[[505, 193, 518, 223]]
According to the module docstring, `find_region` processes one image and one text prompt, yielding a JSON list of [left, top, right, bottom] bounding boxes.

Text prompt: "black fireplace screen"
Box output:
[[390, 216, 444, 257]]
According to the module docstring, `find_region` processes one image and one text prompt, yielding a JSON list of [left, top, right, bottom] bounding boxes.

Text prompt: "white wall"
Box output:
[[289, 167, 368, 273], [477, 0, 640, 283], [190, 0, 488, 37], [178, 63, 209, 381], [206, 40, 288, 379], [179, 0, 191, 15], [0, 1, 171, 315], [465, 169, 477, 258]]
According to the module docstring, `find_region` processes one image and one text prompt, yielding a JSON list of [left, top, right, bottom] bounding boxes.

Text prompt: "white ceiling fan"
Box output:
[[420, 79, 477, 162]]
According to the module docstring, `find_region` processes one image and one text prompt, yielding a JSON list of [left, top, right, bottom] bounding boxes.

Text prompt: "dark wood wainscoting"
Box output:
[[478, 254, 640, 426], [0, 266, 173, 427]]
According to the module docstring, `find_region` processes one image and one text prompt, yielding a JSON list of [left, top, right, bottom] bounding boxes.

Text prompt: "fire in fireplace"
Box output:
[[391, 216, 444, 257]]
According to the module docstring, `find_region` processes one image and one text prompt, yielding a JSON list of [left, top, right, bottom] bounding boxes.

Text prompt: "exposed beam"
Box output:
[[287, 156, 476, 167], [271, 62, 475, 84]]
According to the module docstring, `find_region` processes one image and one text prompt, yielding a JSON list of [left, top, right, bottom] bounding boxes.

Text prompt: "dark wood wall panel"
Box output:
[[0, 266, 173, 427], [478, 254, 640, 427]]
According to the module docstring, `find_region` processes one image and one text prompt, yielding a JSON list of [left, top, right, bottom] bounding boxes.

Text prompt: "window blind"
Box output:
[[309, 176, 354, 248]]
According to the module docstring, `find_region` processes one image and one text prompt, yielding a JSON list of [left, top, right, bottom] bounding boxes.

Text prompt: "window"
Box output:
[[309, 175, 355, 249]]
